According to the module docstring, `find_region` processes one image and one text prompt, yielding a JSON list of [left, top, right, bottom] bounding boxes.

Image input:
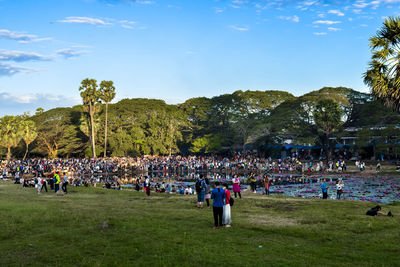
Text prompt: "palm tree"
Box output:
[[21, 120, 38, 160], [79, 78, 100, 158], [0, 116, 23, 160], [364, 17, 400, 110], [99, 80, 116, 158]]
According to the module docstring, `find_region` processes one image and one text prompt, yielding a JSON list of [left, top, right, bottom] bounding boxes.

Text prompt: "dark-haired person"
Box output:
[[62, 173, 68, 194], [41, 176, 48, 193], [321, 179, 328, 199], [211, 181, 226, 229], [54, 171, 61, 193], [366, 206, 393, 217], [144, 177, 151, 196], [204, 178, 211, 208], [196, 174, 206, 209], [232, 174, 241, 199]]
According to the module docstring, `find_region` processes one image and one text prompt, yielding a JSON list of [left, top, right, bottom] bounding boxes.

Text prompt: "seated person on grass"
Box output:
[[366, 206, 393, 217]]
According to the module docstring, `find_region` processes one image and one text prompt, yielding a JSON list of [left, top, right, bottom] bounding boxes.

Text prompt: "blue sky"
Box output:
[[0, 0, 400, 115]]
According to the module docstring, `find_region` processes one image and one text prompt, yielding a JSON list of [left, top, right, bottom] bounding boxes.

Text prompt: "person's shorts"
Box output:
[[197, 191, 205, 202]]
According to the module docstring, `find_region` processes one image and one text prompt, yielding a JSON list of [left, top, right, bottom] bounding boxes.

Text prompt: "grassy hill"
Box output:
[[0, 182, 399, 266]]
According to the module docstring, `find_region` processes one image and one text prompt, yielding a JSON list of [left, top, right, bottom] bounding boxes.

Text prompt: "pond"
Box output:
[[118, 173, 400, 204]]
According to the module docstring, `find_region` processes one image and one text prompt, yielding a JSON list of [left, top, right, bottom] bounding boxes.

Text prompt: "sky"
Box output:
[[0, 0, 400, 115]]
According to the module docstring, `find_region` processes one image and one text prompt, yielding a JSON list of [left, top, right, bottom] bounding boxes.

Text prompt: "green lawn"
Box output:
[[0, 182, 399, 266]]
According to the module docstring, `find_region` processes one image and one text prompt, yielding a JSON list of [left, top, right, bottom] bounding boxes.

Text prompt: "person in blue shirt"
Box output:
[[211, 181, 226, 229], [321, 179, 328, 199], [196, 174, 207, 209]]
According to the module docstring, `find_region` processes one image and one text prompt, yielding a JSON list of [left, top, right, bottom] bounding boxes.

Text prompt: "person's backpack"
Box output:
[[195, 180, 203, 192], [229, 197, 234, 207]]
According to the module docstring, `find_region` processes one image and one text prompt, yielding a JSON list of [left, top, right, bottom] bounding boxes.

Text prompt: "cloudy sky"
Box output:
[[1, 0, 400, 115]]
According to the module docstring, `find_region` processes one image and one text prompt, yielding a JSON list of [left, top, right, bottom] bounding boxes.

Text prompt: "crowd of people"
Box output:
[[1, 157, 394, 227], [0, 152, 376, 184]]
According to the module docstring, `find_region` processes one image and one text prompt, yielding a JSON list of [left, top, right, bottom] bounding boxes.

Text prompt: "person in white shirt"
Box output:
[[37, 177, 42, 194], [336, 179, 344, 200]]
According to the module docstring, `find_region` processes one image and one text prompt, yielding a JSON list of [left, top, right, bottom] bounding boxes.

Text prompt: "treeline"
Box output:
[[2, 85, 400, 159]]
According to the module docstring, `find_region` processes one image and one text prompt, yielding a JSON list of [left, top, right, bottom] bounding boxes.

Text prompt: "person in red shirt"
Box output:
[[223, 183, 232, 227]]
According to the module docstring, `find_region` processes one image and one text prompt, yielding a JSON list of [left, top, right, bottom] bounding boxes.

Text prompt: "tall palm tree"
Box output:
[[364, 17, 400, 110], [99, 80, 116, 158], [21, 120, 38, 160], [0, 116, 23, 160], [79, 78, 100, 158]]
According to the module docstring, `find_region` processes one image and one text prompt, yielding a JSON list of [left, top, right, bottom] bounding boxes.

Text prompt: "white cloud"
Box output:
[[313, 32, 327, 35], [135, 0, 154, 4], [0, 92, 80, 116], [59, 16, 111, 26], [0, 63, 37, 77], [313, 20, 341, 25], [328, 27, 341, 31], [328, 10, 344, 16], [119, 20, 136, 29], [56, 49, 89, 59], [0, 29, 51, 43], [279, 15, 300, 22], [228, 25, 249, 31], [0, 50, 50, 62]]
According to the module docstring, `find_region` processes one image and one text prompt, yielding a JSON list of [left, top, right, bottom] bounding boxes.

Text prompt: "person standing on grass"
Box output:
[[37, 176, 42, 194], [249, 173, 257, 193], [144, 176, 151, 196], [222, 183, 232, 227], [321, 179, 328, 199], [232, 174, 241, 199], [264, 174, 272, 195], [336, 179, 344, 200], [211, 181, 225, 229], [41, 175, 48, 193], [54, 171, 61, 193], [204, 178, 211, 208], [62, 173, 68, 194], [195, 174, 207, 208]]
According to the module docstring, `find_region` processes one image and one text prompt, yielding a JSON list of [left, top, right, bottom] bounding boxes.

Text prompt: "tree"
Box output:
[[21, 120, 37, 160], [364, 17, 400, 110], [79, 78, 101, 158], [99, 80, 116, 158], [313, 98, 342, 161], [35, 107, 44, 115], [0, 116, 23, 160]]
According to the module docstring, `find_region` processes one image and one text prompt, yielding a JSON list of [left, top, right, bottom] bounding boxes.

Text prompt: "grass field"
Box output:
[[0, 181, 399, 266]]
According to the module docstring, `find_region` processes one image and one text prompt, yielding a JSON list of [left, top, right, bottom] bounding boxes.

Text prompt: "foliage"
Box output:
[[79, 78, 101, 158], [2, 86, 400, 158], [0, 116, 23, 159], [364, 17, 400, 111]]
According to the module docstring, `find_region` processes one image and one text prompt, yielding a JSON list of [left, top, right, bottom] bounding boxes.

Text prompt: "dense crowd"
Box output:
[[0, 152, 364, 183]]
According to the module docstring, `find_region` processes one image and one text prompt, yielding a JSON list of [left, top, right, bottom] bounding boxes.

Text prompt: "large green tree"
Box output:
[[99, 80, 116, 157], [0, 116, 23, 160], [364, 17, 400, 110], [313, 98, 342, 161], [79, 78, 101, 158], [21, 120, 37, 160]]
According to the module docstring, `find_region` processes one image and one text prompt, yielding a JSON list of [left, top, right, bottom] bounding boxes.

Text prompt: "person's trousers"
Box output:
[[62, 182, 68, 193], [234, 191, 241, 199], [213, 206, 223, 227], [322, 192, 328, 199], [41, 183, 48, 192], [55, 184, 59, 192], [146, 187, 151, 196]]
